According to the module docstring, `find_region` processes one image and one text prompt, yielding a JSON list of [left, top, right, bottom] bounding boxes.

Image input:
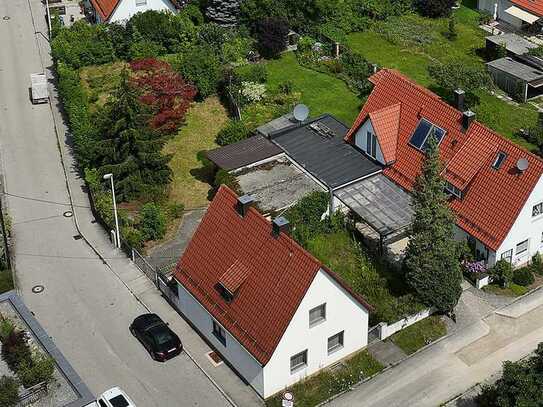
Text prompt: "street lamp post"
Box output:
[[103, 173, 121, 248]]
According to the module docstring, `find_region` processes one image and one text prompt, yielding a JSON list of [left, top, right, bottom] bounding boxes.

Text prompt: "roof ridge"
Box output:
[[378, 69, 543, 165], [217, 185, 324, 270]]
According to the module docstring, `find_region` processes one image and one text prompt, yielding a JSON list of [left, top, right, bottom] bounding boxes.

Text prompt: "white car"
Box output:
[[95, 387, 136, 407]]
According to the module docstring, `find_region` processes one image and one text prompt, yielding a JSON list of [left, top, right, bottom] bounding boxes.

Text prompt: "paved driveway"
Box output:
[[0, 1, 231, 405], [328, 288, 543, 407]]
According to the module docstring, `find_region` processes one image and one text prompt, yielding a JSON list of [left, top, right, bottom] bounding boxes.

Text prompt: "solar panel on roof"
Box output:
[[409, 119, 432, 149], [409, 118, 446, 151]]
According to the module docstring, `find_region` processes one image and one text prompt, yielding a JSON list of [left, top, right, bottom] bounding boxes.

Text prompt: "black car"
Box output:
[[130, 314, 183, 362]]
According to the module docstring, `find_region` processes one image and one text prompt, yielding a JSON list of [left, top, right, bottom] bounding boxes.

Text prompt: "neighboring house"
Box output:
[[172, 186, 371, 399], [478, 0, 543, 30], [85, 0, 177, 23], [345, 68, 543, 268]]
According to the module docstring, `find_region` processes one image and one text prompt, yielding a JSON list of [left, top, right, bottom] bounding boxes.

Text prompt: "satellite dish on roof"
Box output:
[[293, 104, 309, 122], [517, 158, 529, 172]]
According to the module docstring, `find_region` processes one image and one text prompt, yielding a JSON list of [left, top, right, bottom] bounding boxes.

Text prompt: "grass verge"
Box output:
[[390, 315, 447, 355], [483, 283, 530, 297], [265, 350, 383, 407]]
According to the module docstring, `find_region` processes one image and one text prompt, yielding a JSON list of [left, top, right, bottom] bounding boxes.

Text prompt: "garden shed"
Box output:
[[487, 57, 543, 102]]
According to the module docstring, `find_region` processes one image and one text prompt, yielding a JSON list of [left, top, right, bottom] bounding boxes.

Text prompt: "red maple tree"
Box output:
[[130, 58, 197, 134]]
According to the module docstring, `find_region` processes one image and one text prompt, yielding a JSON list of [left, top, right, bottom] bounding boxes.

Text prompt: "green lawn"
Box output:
[[390, 315, 447, 354], [306, 231, 424, 324], [265, 52, 362, 125], [483, 283, 529, 297], [346, 6, 538, 148], [265, 350, 383, 407], [163, 97, 228, 209]]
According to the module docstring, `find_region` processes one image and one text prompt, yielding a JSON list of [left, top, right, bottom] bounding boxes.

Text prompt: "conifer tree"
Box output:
[[93, 69, 171, 201], [404, 135, 462, 313]]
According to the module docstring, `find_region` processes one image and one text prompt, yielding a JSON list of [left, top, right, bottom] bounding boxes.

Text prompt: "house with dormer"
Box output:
[[345, 69, 543, 268], [172, 186, 372, 399]]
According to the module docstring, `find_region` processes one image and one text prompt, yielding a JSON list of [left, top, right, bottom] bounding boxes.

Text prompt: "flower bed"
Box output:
[[0, 302, 78, 406]]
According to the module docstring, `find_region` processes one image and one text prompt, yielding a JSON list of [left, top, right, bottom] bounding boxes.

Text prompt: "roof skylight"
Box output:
[[492, 151, 507, 170], [409, 118, 446, 150]]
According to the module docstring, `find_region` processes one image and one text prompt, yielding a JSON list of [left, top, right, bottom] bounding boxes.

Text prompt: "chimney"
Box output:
[[236, 195, 254, 217], [272, 217, 289, 237], [454, 89, 465, 111], [462, 110, 476, 131]]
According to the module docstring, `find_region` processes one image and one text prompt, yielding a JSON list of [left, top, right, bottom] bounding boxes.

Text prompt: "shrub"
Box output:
[[414, 0, 455, 18], [256, 17, 289, 59], [0, 318, 15, 343], [213, 169, 241, 195], [167, 202, 185, 219], [241, 81, 266, 103], [339, 50, 374, 96], [0, 375, 19, 407], [513, 267, 534, 287], [180, 3, 205, 25], [478, 10, 492, 25], [237, 64, 267, 83], [278, 80, 294, 94], [446, 16, 457, 40], [174, 46, 222, 99], [216, 120, 251, 146], [139, 203, 167, 241], [129, 40, 166, 60], [1, 330, 31, 373], [121, 226, 144, 252], [490, 259, 514, 287], [531, 253, 543, 275], [17, 356, 55, 388], [51, 21, 115, 69]]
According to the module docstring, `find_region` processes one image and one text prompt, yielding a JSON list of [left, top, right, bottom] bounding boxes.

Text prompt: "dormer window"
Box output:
[[409, 118, 446, 151], [445, 182, 462, 199], [216, 283, 234, 302], [492, 152, 507, 170]]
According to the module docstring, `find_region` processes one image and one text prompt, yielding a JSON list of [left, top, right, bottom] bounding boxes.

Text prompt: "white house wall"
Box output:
[[109, 0, 176, 23], [262, 269, 369, 398], [477, 0, 523, 27], [496, 174, 543, 266], [174, 282, 265, 396], [354, 119, 386, 165]]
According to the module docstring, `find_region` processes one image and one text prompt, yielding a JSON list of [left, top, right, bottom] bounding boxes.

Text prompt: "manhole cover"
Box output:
[[32, 285, 44, 294], [63, 210, 73, 218], [3, 16, 9, 20]]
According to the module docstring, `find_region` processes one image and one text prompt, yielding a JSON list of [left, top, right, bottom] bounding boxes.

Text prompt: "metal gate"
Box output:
[[132, 248, 157, 286], [157, 273, 178, 305]]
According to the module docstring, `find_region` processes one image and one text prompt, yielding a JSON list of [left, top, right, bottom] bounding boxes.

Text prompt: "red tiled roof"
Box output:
[[89, 0, 119, 21], [368, 103, 401, 164], [346, 69, 543, 251], [511, 0, 543, 17], [174, 186, 371, 365]]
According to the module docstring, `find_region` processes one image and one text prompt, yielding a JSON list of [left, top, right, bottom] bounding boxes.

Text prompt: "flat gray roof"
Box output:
[[256, 113, 297, 137], [234, 157, 321, 213], [335, 174, 413, 237], [271, 115, 382, 189], [487, 57, 543, 82], [486, 33, 537, 56], [206, 135, 282, 171]]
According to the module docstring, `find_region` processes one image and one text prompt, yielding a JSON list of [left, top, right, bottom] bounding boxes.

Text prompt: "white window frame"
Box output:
[[516, 239, 529, 255], [309, 303, 326, 327], [501, 249, 513, 263], [327, 331, 344, 354], [290, 350, 307, 373], [366, 131, 377, 158], [533, 202, 543, 218], [445, 182, 462, 199]]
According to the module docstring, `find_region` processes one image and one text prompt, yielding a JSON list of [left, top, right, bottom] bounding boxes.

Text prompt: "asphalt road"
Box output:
[[0, 1, 230, 405]]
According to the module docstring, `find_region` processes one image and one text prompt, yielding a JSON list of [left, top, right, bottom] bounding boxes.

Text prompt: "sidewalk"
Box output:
[[37, 17, 262, 407], [326, 287, 543, 407]]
